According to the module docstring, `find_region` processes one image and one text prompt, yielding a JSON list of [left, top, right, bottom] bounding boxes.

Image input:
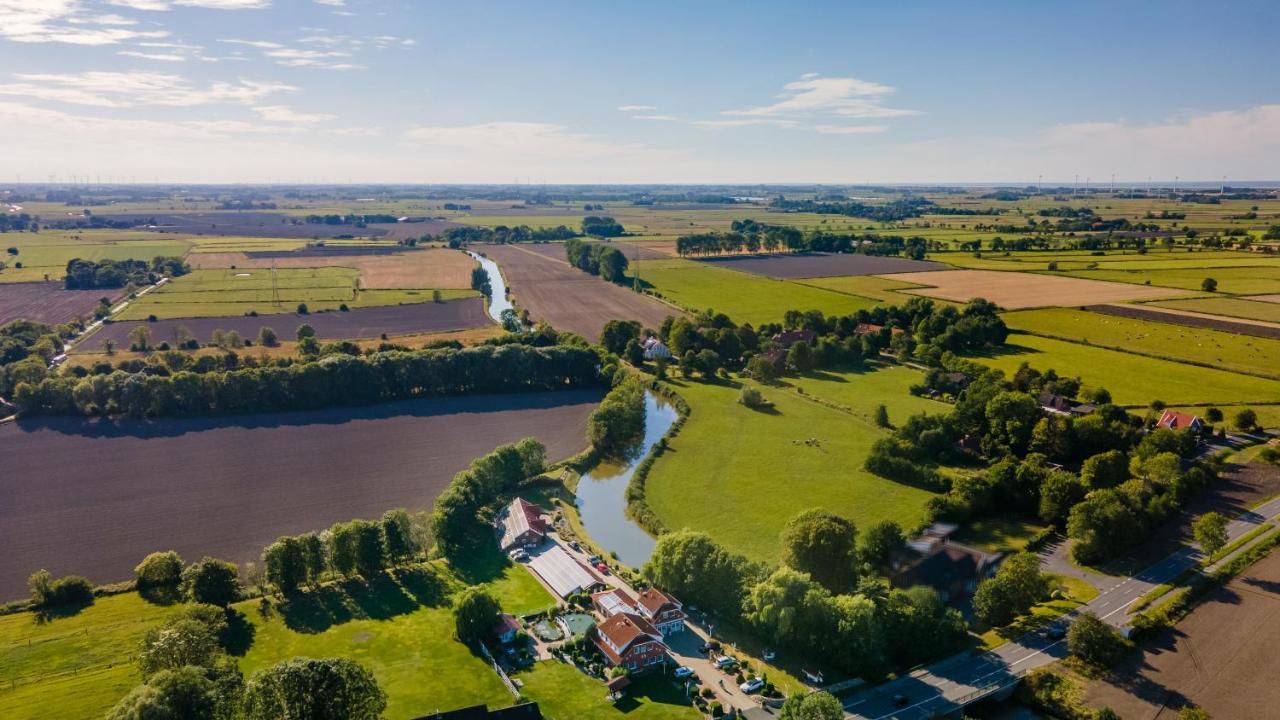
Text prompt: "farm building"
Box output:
[[526, 545, 601, 599], [889, 522, 1002, 602], [771, 329, 816, 348], [1156, 410, 1205, 433], [593, 611, 669, 672], [497, 498, 548, 552], [641, 336, 672, 361]]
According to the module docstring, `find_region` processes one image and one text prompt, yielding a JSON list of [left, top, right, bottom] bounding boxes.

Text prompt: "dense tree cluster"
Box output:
[[430, 438, 546, 559], [304, 213, 399, 226], [0, 212, 35, 232], [769, 195, 937, 222], [261, 509, 423, 594], [643, 529, 966, 680], [64, 256, 189, 289], [587, 374, 647, 455], [14, 343, 603, 418], [675, 223, 926, 258], [442, 224, 578, 247], [0, 319, 82, 397], [581, 215, 624, 237], [564, 237, 629, 282]]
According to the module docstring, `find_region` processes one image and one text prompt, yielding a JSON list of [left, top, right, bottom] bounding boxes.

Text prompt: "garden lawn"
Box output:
[[515, 661, 698, 720], [645, 370, 941, 563], [1002, 307, 1280, 379], [969, 334, 1280, 406], [1062, 266, 1280, 295], [636, 258, 878, 326]]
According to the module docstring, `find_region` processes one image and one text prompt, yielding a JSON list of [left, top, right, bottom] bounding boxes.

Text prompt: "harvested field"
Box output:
[[1083, 547, 1280, 719], [83, 297, 490, 349], [879, 269, 1186, 309], [364, 219, 461, 240], [695, 252, 946, 279], [186, 247, 477, 289], [478, 243, 677, 339], [0, 389, 602, 601], [99, 212, 390, 239], [0, 282, 119, 325], [1085, 304, 1280, 340]]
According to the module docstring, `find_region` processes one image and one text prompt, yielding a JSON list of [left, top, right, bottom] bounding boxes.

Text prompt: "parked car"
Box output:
[[569, 541, 581, 551], [740, 678, 765, 694], [1047, 625, 1067, 640], [595, 562, 610, 574], [763, 648, 776, 661], [508, 549, 528, 562], [698, 641, 717, 655], [714, 656, 738, 670], [673, 666, 695, 679]]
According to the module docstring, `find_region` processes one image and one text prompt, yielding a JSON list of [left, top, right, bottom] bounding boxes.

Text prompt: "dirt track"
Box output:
[[1084, 548, 1280, 718], [479, 243, 678, 340], [1085, 304, 1280, 340], [0, 282, 120, 326], [81, 297, 490, 349], [0, 389, 602, 601], [696, 252, 945, 278]]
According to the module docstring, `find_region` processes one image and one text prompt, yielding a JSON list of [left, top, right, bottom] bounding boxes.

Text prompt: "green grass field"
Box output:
[[0, 550, 564, 720], [0, 232, 193, 283], [645, 367, 945, 562], [1002, 307, 1280, 379], [117, 267, 475, 319], [636, 258, 878, 326], [970, 334, 1280, 406], [1147, 296, 1280, 324], [795, 275, 933, 303], [1062, 265, 1280, 295]]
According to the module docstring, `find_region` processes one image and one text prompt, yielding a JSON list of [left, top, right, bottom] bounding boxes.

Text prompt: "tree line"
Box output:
[[442, 224, 579, 247], [14, 342, 604, 418], [64, 256, 190, 290], [564, 238, 629, 282], [768, 195, 938, 222], [675, 221, 928, 259]]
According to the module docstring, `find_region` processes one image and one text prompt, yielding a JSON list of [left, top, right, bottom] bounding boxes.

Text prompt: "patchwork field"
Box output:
[[1063, 266, 1280, 295], [0, 389, 602, 601], [479, 243, 676, 340], [645, 367, 945, 562], [796, 274, 936, 303], [879, 269, 1186, 309], [0, 282, 120, 325], [89, 297, 491, 348], [693, 252, 946, 279], [0, 232, 192, 283], [970, 334, 1280, 406], [115, 267, 476, 320], [638, 258, 878, 326], [1084, 303, 1280, 340], [1149, 296, 1280, 324], [187, 247, 476, 290], [1003, 307, 1280, 379], [936, 249, 1275, 272]]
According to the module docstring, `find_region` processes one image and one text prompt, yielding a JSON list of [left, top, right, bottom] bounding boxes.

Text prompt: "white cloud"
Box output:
[[812, 124, 887, 134], [106, 0, 271, 10], [0, 71, 295, 107], [617, 104, 656, 112], [252, 104, 335, 123], [693, 118, 799, 129], [218, 38, 283, 49], [118, 50, 185, 61], [0, 0, 169, 45], [721, 74, 918, 121], [313, 0, 344, 5]]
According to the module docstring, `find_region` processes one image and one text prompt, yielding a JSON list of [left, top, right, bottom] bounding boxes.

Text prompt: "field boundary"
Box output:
[[1003, 329, 1280, 382]]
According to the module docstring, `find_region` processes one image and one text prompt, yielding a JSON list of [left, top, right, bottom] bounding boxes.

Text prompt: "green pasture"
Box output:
[[1147, 296, 1280, 324], [796, 275, 935, 303], [645, 367, 944, 563], [636, 258, 878, 326], [1061, 265, 1280, 295], [117, 268, 474, 319], [0, 232, 193, 282], [1002, 307, 1280, 379], [969, 334, 1280, 406]]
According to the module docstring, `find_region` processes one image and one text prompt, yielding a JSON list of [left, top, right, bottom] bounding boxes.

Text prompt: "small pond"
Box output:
[[573, 391, 677, 568], [531, 618, 563, 642]]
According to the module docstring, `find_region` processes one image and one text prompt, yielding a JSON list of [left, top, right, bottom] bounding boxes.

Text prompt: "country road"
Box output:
[[845, 494, 1280, 719]]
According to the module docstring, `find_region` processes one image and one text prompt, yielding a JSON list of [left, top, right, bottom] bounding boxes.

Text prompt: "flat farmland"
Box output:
[[1149, 296, 1280, 324], [1085, 303, 1280, 340], [645, 369, 942, 563], [969, 334, 1280, 406], [87, 297, 490, 348], [1063, 265, 1280, 295], [0, 232, 192, 282], [693, 251, 946, 279], [0, 389, 602, 602], [638, 258, 877, 326], [1003, 307, 1280, 379], [187, 247, 477, 289], [0, 282, 120, 325], [100, 212, 393, 239], [879, 269, 1185, 309], [936, 249, 1272, 272], [478, 243, 676, 339], [1083, 549, 1280, 719], [796, 274, 935, 303]]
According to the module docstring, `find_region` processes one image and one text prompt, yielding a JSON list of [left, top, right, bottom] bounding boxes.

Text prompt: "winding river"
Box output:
[[574, 391, 677, 567], [466, 250, 513, 323]]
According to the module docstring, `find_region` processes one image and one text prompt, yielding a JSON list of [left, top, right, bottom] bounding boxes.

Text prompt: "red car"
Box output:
[[595, 562, 610, 575]]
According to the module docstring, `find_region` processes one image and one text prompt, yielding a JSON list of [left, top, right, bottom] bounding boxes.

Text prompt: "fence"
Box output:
[[478, 641, 520, 699]]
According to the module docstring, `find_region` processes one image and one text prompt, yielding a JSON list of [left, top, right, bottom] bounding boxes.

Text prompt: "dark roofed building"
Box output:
[[889, 523, 1002, 602], [771, 329, 816, 348]]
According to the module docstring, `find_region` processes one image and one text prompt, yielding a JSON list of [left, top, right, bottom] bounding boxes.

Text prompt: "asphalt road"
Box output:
[[845, 494, 1280, 719]]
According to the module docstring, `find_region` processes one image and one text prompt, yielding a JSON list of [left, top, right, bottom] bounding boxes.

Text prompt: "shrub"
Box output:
[[1067, 612, 1132, 668], [134, 551, 184, 589], [738, 386, 768, 409], [181, 558, 240, 607], [28, 570, 95, 608]]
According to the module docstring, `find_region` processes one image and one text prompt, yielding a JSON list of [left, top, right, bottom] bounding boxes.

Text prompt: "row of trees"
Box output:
[[442, 224, 579, 247], [261, 508, 426, 594], [586, 374, 647, 455], [430, 438, 547, 559], [769, 195, 938, 222], [675, 224, 928, 259], [564, 238, 629, 282], [64, 256, 189, 290], [14, 342, 604, 418]]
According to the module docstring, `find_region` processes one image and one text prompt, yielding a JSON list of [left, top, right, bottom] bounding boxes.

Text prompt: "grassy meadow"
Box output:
[[1062, 265, 1280, 295], [1147, 296, 1280, 323], [1002, 307, 1280, 379], [645, 367, 946, 563]]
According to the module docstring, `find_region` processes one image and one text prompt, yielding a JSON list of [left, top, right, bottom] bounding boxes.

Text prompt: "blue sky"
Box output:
[[1, 0, 1277, 183]]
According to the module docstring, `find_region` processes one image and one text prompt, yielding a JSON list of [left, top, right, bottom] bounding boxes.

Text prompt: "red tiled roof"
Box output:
[[1156, 410, 1202, 430], [493, 613, 521, 638], [636, 587, 679, 615], [593, 613, 662, 664]]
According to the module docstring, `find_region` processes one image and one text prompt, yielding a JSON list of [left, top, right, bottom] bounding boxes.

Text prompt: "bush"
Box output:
[[27, 570, 95, 608], [738, 385, 768, 409], [134, 551, 184, 589], [181, 558, 240, 607], [1067, 612, 1132, 668]]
